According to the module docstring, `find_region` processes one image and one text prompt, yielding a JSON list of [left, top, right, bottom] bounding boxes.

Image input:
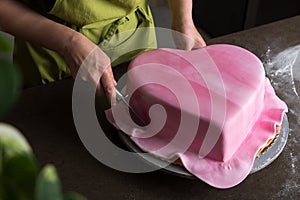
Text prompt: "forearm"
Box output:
[[0, 0, 78, 56], [0, 1, 116, 101], [167, 0, 194, 25], [167, 0, 206, 49]]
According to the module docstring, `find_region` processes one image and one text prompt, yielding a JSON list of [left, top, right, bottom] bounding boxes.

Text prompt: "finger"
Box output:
[[195, 34, 207, 48], [197, 39, 207, 48], [107, 65, 117, 87], [96, 65, 112, 97], [101, 67, 117, 105], [192, 41, 204, 50], [96, 82, 105, 96], [105, 66, 117, 106]]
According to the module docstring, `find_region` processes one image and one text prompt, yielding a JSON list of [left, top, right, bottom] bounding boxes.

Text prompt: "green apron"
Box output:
[[14, 0, 156, 87]]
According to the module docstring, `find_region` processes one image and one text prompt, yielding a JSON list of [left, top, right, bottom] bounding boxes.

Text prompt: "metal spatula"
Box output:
[[115, 88, 146, 126]]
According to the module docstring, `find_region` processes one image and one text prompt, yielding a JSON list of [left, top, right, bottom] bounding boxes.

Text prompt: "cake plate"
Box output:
[[118, 114, 289, 179]]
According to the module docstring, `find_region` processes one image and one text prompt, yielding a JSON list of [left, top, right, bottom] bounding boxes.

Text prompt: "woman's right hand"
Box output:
[[63, 32, 117, 104]]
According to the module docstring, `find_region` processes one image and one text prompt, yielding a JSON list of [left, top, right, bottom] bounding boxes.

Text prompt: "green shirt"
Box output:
[[14, 0, 156, 87]]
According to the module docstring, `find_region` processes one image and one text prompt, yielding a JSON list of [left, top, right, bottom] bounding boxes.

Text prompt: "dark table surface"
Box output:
[[4, 16, 300, 199]]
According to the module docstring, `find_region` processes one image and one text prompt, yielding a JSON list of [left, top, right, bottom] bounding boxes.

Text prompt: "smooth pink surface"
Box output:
[[106, 44, 287, 188]]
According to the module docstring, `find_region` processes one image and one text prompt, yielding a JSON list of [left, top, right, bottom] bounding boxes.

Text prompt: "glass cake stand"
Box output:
[[118, 114, 289, 179]]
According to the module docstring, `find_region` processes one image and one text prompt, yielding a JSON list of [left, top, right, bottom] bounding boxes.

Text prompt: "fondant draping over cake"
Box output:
[[106, 44, 288, 188]]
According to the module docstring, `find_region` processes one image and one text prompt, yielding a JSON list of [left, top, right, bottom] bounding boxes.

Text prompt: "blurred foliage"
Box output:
[[0, 35, 21, 119], [0, 36, 11, 52], [0, 123, 87, 200], [35, 165, 86, 200], [35, 165, 63, 200], [0, 35, 87, 200], [0, 123, 38, 200]]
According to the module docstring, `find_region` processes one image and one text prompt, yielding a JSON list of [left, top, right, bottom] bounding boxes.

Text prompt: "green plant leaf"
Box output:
[[64, 193, 87, 200], [0, 141, 3, 174], [0, 36, 11, 53], [0, 58, 21, 119], [0, 123, 32, 155], [0, 142, 3, 199], [35, 165, 64, 200], [0, 124, 87, 200], [2, 154, 38, 200], [0, 123, 38, 200]]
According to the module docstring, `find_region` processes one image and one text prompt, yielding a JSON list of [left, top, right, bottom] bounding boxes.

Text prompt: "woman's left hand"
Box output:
[[171, 20, 206, 50]]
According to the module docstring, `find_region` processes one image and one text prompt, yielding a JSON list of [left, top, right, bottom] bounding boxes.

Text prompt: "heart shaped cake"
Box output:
[[106, 44, 288, 188]]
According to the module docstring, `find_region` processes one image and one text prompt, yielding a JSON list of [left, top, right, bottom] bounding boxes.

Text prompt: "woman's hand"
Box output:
[[167, 0, 206, 50], [171, 19, 206, 50], [0, 1, 117, 104], [63, 32, 117, 104]]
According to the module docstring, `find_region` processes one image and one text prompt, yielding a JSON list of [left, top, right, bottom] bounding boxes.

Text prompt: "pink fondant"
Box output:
[[106, 44, 288, 188]]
